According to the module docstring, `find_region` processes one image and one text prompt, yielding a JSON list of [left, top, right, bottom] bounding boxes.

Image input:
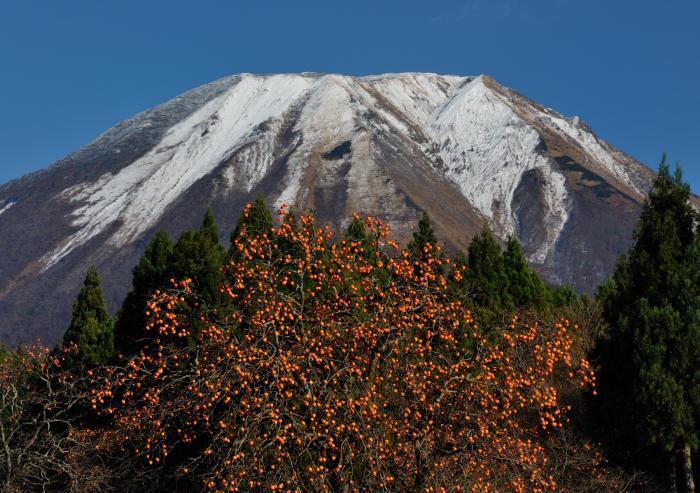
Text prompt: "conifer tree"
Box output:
[[502, 235, 547, 308], [116, 210, 227, 353], [465, 226, 512, 310], [344, 215, 377, 259], [171, 208, 226, 304], [231, 195, 274, 246], [597, 157, 699, 492], [114, 230, 174, 354], [408, 210, 439, 258], [62, 266, 113, 365], [345, 215, 369, 243]]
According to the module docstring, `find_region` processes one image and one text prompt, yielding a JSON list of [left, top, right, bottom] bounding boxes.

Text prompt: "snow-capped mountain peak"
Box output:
[[0, 72, 664, 346]]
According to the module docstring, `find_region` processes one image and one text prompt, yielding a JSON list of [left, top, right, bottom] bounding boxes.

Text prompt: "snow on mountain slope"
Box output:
[[0, 72, 666, 345], [45, 72, 646, 271], [0, 200, 15, 216], [361, 73, 463, 130], [45, 74, 316, 268], [427, 76, 569, 262]]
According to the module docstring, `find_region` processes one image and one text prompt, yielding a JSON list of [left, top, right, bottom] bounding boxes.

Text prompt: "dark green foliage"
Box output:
[[62, 266, 114, 365], [115, 209, 226, 355], [114, 230, 174, 354], [344, 215, 378, 259], [231, 195, 274, 246], [451, 228, 572, 323], [342, 215, 394, 287], [463, 226, 512, 310], [171, 208, 226, 303], [549, 285, 577, 307], [595, 157, 700, 484], [345, 215, 369, 243], [408, 210, 439, 258], [502, 235, 548, 308]]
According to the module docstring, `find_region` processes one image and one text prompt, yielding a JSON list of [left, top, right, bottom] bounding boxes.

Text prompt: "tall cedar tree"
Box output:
[[597, 157, 699, 492], [502, 235, 548, 308], [408, 210, 439, 258], [344, 215, 379, 260], [465, 226, 512, 310], [114, 230, 174, 354], [171, 208, 226, 303], [116, 209, 226, 354], [62, 266, 114, 365]]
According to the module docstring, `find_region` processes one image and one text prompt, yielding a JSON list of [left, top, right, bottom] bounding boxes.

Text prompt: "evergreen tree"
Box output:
[[548, 285, 577, 307], [345, 215, 369, 243], [464, 226, 512, 310], [596, 157, 699, 492], [200, 208, 222, 246], [344, 215, 378, 259], [502, 236, 548, 308], [114, 230, 174, 354], [116, 210, 226, 353], [408, 210, 439, 258], [231, 196, 274, 246], [62, 266, 114, 365], [171, 208, 226, 304]]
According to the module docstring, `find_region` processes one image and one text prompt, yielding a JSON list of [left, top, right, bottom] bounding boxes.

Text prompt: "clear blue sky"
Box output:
[[1, 0, 698, 191]]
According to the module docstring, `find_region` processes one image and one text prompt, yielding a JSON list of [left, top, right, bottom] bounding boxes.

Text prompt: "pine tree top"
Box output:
[[200, 207, 221, 245], [409, 210, 438, 257], [71, 266, 109, 324], [62, 265, 113, 364]]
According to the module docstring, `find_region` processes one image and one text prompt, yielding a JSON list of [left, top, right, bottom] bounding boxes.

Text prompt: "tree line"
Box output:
[[64, 203, 575, 368]]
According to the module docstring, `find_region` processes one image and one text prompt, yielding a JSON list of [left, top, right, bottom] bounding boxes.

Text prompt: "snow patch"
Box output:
[[0, 200, 16, 216], [363, 74, 462, 128], [539, 112, 643, 195]]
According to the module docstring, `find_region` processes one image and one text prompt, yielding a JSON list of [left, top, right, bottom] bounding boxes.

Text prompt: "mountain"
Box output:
[[0, 72, 676, 346]]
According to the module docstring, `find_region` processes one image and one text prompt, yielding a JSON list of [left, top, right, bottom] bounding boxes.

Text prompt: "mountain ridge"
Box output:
[[0, 72, 687, 346]]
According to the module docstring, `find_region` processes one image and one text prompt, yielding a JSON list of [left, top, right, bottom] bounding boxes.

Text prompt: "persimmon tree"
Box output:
[[92, 207, 594, 492]]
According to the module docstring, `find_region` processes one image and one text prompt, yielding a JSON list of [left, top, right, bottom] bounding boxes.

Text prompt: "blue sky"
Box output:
[[0, 0, 698, 191]]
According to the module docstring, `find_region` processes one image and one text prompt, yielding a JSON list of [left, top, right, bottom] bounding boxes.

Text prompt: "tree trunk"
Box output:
[[679, 442, 695, 493]]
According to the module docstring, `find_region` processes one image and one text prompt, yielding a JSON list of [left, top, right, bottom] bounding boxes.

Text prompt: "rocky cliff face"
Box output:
[[0, 73, 667, 345]]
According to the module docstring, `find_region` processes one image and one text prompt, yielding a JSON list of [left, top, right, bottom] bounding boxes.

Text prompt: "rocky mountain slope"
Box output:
[[0, 72, 670, 345]]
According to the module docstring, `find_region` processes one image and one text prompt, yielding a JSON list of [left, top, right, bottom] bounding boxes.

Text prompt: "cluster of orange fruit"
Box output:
[[90, 207, 594, 492]]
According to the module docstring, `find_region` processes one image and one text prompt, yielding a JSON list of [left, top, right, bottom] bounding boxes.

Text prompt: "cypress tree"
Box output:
[[114, 230, 174, 354], [62, 266, 114, 365], [116, 210, 226, 352], [408, 210, 439, 258], [596, 157, 699, 492], [197, 208, 226, 301]]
